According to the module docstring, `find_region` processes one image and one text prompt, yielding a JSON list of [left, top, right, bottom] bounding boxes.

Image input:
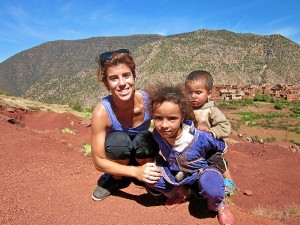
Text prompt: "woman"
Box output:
[[91, 49, 161, 201]]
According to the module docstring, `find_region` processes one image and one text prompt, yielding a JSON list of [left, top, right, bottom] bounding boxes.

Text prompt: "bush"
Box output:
[[274, 98, 288, 110], [242, 99, 254, 105], [69, 99, 84, 112], [254, 94, 271, 102], [84, 105, 96, 113], [0, 92, 12, 96], [274, 101, 285, 110], [291, 102, 300, 115], [218, 101, 228, 109]]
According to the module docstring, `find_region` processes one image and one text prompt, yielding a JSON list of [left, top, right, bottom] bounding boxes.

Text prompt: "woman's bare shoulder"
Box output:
[[92, 102, 109, 125]]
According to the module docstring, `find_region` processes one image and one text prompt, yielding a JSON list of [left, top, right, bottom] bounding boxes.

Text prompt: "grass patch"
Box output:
[[253, 101, 274, 106], [0, 94, 87, 118], [61, 128, 76, 134], [233, 111, 255, 116], [291, 137, 300, 145], [253, 204, 300, 221], [82, 144, 92, 157]]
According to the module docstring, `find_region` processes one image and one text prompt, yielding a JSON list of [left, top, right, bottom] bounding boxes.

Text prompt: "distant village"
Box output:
[[211, 84, 300, 102]]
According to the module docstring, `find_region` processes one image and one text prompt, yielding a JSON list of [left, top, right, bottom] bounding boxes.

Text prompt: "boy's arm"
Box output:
[[209, 106, 231, 139], [204, 132, 227, 154]]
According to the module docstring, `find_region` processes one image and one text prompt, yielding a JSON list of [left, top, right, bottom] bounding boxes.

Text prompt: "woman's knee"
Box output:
[[133, 130, 159, 159], [105, 131, 132, 160]]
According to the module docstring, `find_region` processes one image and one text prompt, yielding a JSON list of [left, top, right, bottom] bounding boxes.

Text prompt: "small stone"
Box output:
[[6, 107, 15, 113], [244, 190, 253, 196], [80, 119, 91, 127]]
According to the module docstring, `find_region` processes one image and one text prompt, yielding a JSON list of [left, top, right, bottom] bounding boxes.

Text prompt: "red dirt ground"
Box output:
[[1, 106, 299, 225]]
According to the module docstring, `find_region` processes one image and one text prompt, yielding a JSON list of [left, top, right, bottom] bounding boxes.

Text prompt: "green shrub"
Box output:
[[291, 127, 300, 134], [218, 101, 228, 109], [61, 128, 76, 134], [69, 99, 84, 112], [274, 98, 288, 110], [84, 105, 96, 113], [82, 144, 92, 157], [0, 92, 12, 96], [242, 99, 254, 105], [291, 102, 300, 115], [254, 94, 271, 102], [274, 101, 285, 110]]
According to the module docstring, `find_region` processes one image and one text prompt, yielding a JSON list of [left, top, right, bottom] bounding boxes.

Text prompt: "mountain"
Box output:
[[0, 34, 163, 96], [0, 29, 299, 105]]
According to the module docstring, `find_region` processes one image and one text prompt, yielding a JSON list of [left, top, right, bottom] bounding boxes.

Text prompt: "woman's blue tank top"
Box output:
[[101, 90, 151, 139]]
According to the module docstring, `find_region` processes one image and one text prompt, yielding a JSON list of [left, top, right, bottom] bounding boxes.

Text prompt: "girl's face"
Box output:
[[185, 80, 212, 108], [105, 63, 135, 101], [152, 101, 184, 140]]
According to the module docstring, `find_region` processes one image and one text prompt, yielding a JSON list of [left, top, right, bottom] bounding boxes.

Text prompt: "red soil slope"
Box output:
[[0, 106, 299, 225]]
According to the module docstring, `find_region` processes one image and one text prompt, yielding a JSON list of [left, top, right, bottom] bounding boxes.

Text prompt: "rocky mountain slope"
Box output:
[[0, 29, 299, 105]]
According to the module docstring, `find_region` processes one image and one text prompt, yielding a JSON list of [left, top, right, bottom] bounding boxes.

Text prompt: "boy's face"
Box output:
[[186, 80, 212, 108]]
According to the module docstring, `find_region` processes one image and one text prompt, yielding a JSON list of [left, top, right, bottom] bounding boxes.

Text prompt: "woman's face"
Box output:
[[105, 63, 135, 101], [152, 101, 184, 139]]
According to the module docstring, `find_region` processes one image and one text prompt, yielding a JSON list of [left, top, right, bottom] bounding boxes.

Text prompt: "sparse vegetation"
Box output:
[[1, 30, 299, 105], [230, 102, 299, 133], [0, 91, 12, 96], [291, 138, 300, 145], [61, 128, 76, 134], [274, 98, 289, 110], [82, 144, 92, 157], [291, 102, 300, 115], [253, 94, 271, 102], [68, 99, 84, 112], [253, 204, 300, 221]]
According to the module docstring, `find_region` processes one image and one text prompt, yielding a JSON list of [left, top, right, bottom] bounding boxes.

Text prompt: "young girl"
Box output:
[[145, 83, 234, 225]]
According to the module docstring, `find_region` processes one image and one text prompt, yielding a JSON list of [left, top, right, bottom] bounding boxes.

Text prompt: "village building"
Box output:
[[212, 84, 300, 102]]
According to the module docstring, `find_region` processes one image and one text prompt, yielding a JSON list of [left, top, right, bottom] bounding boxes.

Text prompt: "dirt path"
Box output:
[[0, 108, 299, 225]]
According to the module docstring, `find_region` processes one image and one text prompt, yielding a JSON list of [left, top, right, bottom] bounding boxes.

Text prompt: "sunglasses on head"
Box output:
[[97, 49, 130, 67]]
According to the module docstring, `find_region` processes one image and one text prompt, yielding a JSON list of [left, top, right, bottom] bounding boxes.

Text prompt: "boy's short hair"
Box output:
[[185, 70, 214, 91]]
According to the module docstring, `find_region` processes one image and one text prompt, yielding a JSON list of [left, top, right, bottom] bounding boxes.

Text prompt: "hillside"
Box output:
[[1, 99, 299, 225], [0, 34, 163, 96], [0, 29, 300, 105]]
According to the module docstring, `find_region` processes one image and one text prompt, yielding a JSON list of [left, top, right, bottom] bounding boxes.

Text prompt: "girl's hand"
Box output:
[[138, 162, 161, 184]]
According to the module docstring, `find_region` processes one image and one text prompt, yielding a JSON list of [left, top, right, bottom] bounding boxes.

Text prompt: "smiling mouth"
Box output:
[[118, 88, 130, 94]]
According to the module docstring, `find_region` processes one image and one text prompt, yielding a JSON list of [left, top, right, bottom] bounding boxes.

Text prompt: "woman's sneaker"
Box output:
[[92, 174, 124, 201], [164, 186, 191, 209]]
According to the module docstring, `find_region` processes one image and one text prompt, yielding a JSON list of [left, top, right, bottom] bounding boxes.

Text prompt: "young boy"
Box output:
[[185, 70, 236, 196]]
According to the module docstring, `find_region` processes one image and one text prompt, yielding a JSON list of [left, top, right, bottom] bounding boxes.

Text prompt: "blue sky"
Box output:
[[0, 0, 299, 63]]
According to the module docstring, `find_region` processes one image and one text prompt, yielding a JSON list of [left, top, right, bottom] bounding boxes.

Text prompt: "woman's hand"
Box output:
[[136, 162, 161, 184]]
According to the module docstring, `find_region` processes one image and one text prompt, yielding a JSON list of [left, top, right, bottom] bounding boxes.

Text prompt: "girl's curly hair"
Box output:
[[145, 82, 195, 122]]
